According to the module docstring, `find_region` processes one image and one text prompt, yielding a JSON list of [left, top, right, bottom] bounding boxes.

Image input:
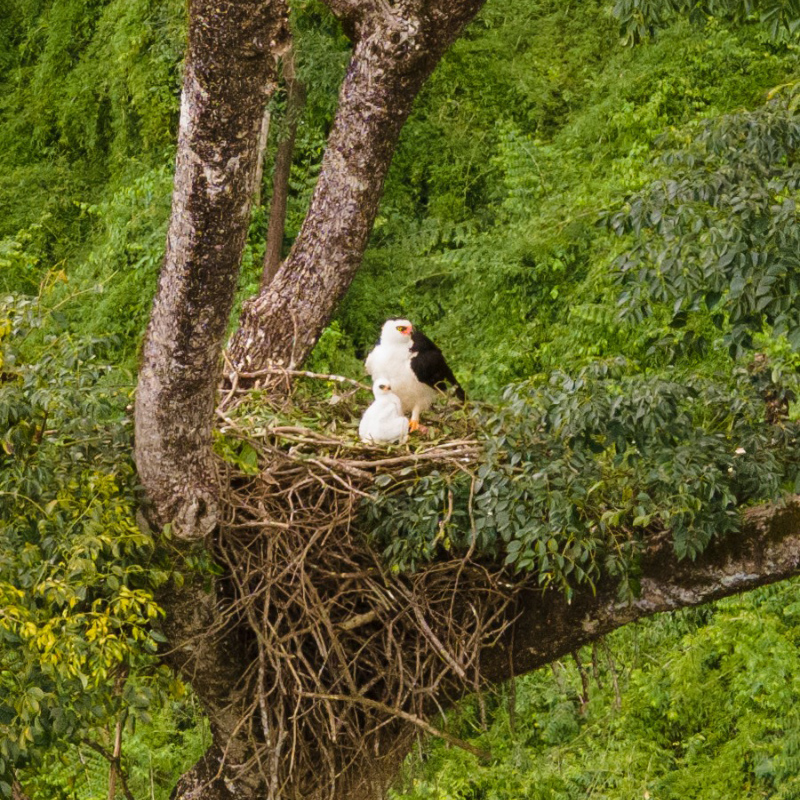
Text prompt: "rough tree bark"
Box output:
[[133, 1, 800, 799], [484, 496, 800, 682], [228, 0, 487, 372], [135, 0, 289, 540]]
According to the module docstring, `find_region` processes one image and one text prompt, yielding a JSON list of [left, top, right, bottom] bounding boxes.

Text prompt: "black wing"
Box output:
[[409, 330, 465, 400]]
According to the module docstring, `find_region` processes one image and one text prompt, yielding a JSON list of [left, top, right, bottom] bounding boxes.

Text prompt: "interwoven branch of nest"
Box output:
[[217, 362, 480, 496], [209, 368, 518, 798]]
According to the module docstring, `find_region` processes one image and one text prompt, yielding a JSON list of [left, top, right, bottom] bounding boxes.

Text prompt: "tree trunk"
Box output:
[[134, 0, 288, 540], [133, 0, 289, 797], [262, 48, 306, 288], [228, 0, 487, 372]]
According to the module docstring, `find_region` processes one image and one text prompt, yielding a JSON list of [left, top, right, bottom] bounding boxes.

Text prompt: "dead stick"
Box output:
[[299, 692, 490, 760]]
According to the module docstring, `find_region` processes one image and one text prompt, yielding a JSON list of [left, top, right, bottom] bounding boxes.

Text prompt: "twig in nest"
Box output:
[[299, 693, 491, 761], [229, 363, 372, 391], [338, 610, 380, 632]]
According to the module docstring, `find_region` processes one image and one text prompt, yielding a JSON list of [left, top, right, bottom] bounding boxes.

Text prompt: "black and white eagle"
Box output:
[[365, 318, 464, 431]]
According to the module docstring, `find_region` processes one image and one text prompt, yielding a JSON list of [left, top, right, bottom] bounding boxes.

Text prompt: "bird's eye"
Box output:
[[395, 326, 405, 332]]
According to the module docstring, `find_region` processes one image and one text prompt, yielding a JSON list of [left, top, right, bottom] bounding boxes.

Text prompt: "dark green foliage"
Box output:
[[0, 0, 183, 165], [61, 165, 173, 347], [367, 357, 800, 592], [611, 86, 800, 358], [0, 0, 183, 353]]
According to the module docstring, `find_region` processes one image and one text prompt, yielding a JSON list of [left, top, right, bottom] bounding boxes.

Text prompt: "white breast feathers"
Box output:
[[365, 338, 434, 419]]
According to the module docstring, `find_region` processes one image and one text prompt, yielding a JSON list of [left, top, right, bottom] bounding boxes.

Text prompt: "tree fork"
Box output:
[[132, 1, 800, 798], [228, 0, 487, 373]]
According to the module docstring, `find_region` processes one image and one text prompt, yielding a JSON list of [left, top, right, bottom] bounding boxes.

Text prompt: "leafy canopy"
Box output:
[[0, 296, 173, 796], [610, 87, 800, 357]]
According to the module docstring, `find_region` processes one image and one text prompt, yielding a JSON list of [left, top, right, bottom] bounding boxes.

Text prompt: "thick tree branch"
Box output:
[[307, 496, 800, 789], [132, 3, 292, 798], [486, 496, 800, 682], [228, 0, 486, 373], [134, 0, 289, 540]]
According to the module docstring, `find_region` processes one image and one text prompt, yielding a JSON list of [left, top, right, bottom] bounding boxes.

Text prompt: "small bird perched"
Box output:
[[359, 379, 410, 444], [365, 318, 464, 431]]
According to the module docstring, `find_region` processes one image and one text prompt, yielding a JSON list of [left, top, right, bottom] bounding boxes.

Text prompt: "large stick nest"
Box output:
[[212, 369, 522, 799]]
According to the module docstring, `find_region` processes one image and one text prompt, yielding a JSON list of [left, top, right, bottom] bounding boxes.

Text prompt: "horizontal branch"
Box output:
[[488, 495, 800, 682]]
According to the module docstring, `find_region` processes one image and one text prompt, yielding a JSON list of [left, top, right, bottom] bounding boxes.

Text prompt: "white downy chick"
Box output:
[[359, 379, 409, 444]]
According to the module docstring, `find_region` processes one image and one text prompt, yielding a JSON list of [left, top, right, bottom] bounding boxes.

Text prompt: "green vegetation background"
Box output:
[[2, 0, 800, 796]]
